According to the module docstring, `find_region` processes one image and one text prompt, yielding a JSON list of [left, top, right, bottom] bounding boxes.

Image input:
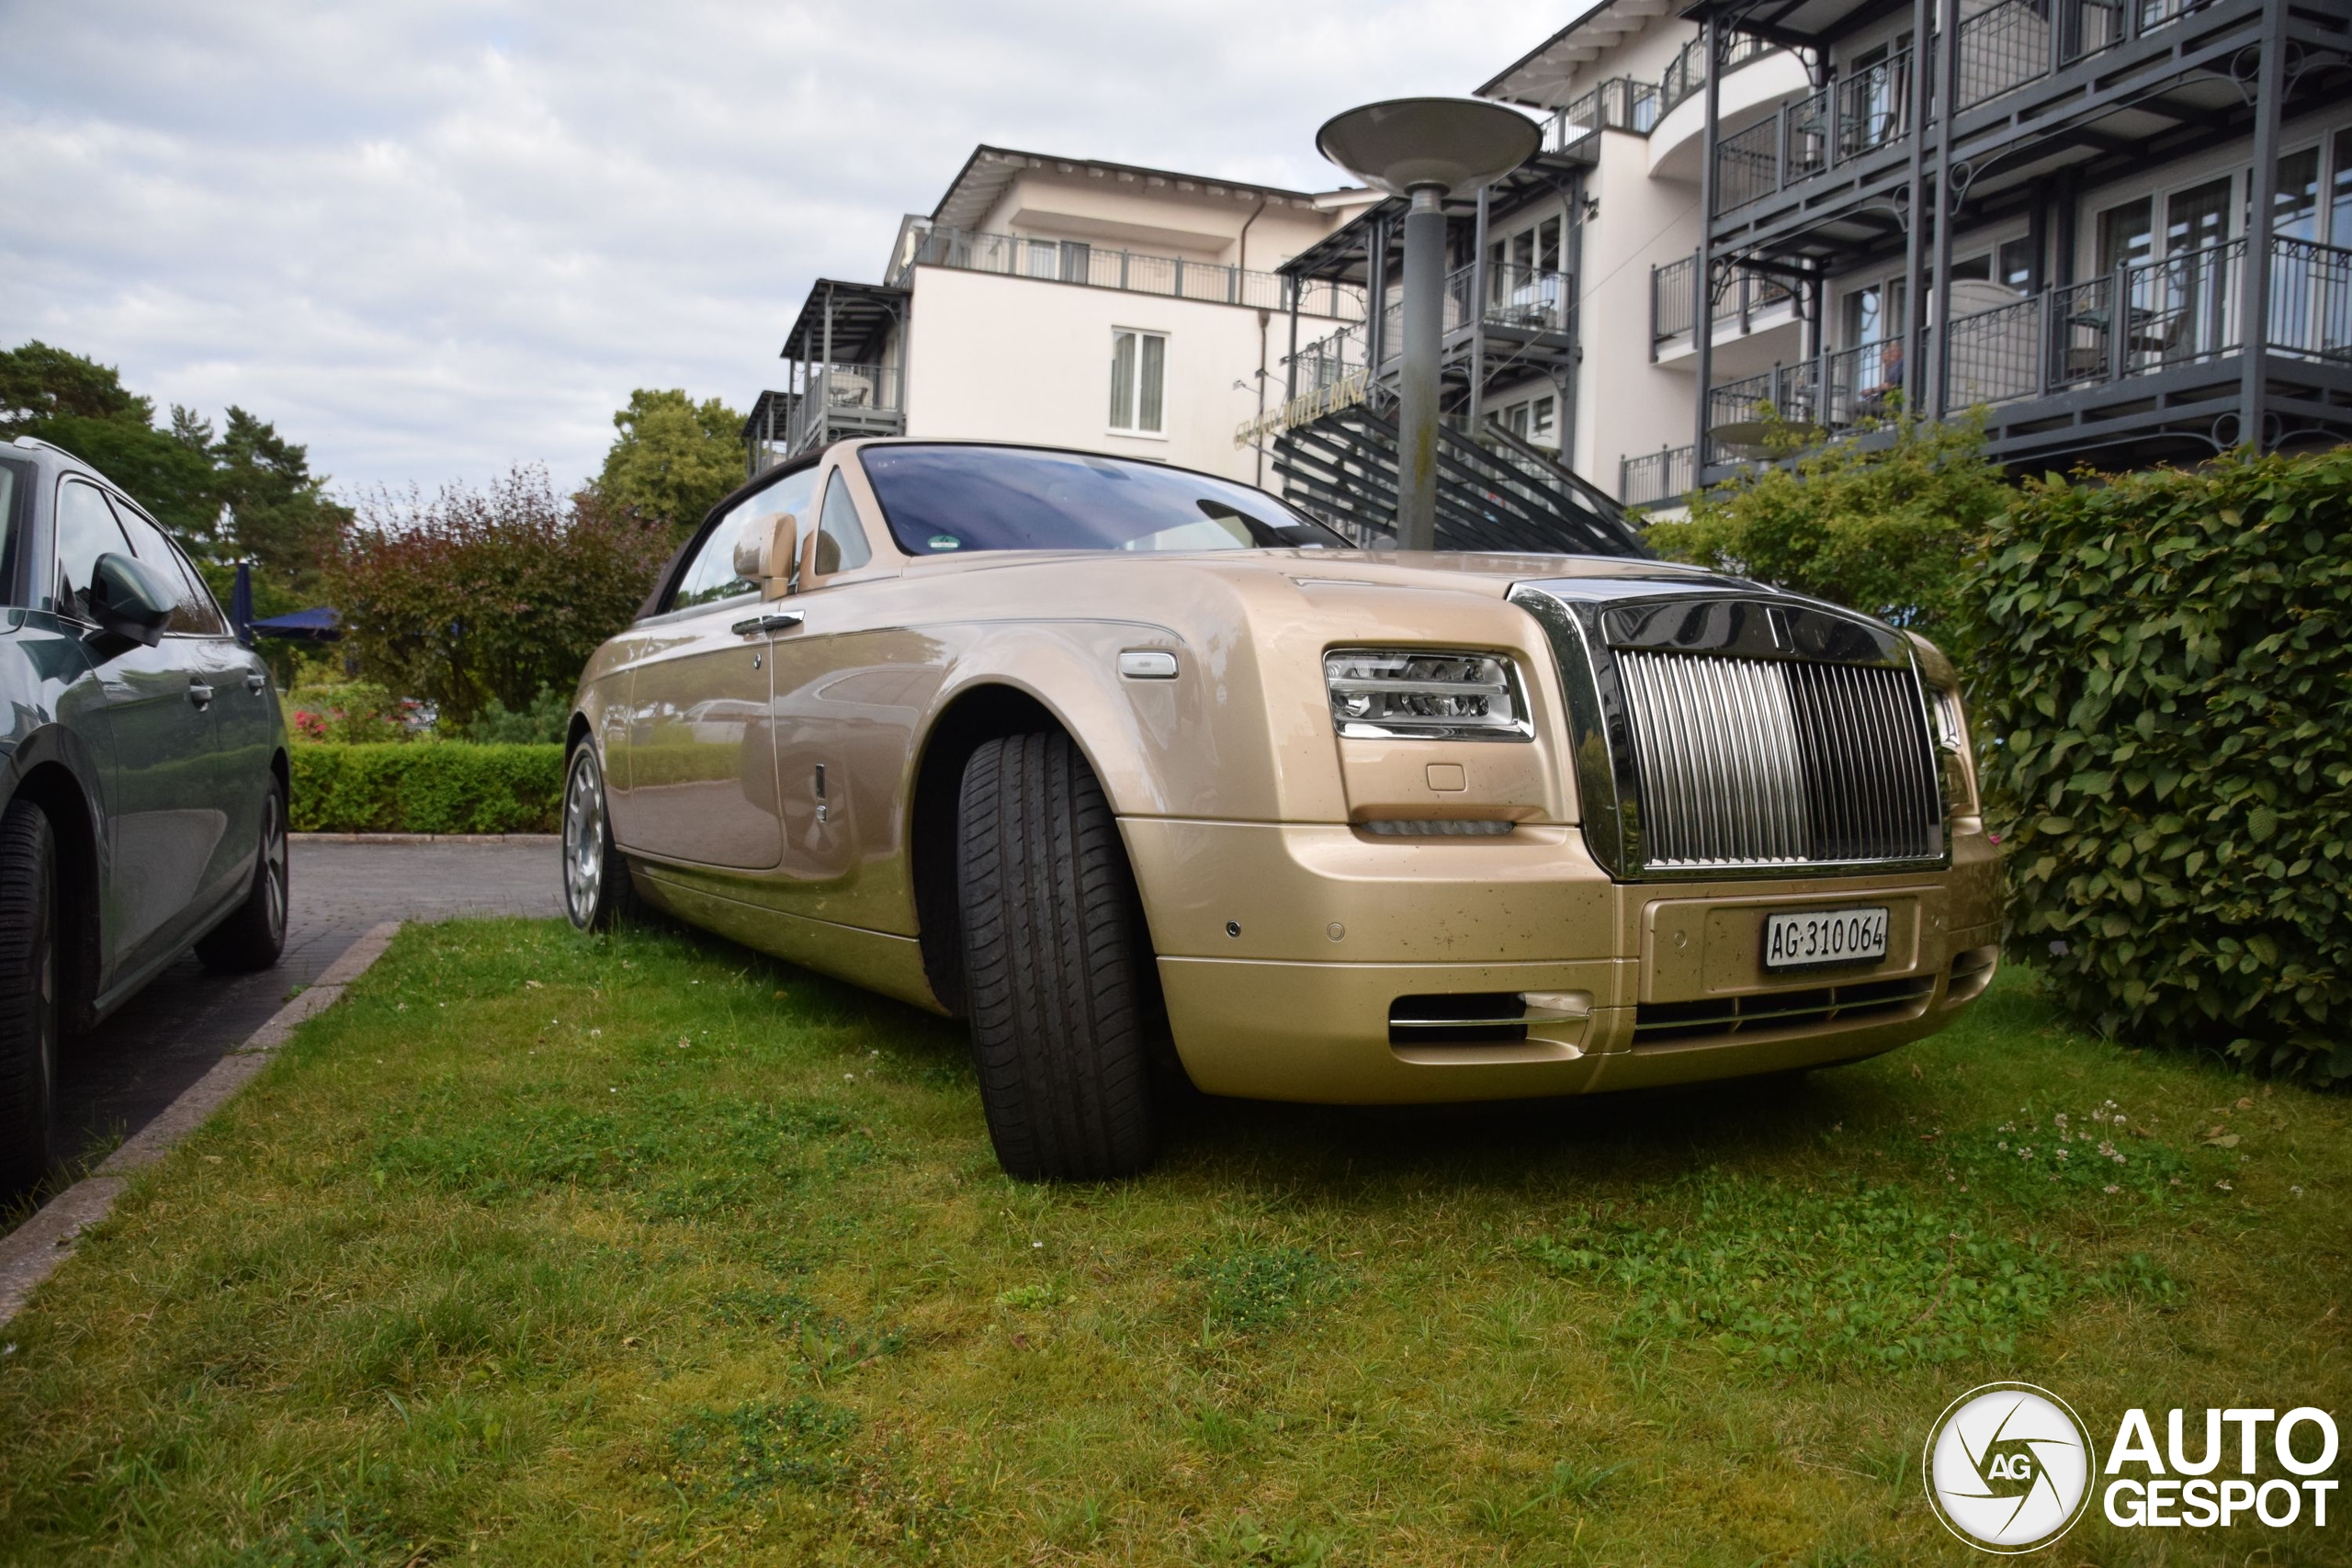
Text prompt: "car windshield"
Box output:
[[857, 444, 1348, 556]]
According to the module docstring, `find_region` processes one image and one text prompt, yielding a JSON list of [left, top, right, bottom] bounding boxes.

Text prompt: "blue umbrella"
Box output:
[[230, 560, 254, 646]]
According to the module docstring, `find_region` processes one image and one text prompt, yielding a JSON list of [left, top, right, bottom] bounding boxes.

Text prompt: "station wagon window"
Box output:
[[813, 470, 873, 576], [858, 444, 1345, 555], [672, 465, 820, 611], [107, 496, 226, 635], [53, 479, 132, 618], [0, 460, 19, 608], [1108, 330, 1165, 434]]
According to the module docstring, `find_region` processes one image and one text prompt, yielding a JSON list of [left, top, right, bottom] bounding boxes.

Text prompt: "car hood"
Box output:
[[890, 547, 1755, 600]]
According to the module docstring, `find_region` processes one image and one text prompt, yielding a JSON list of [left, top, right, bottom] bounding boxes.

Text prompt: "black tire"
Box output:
[[956, 731, 1159, 1181], [196, 779, 288, 972], [562, 741, 639, 931], [0, 798, 62, 1194]]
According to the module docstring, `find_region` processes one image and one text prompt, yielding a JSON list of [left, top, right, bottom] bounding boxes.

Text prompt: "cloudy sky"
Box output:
[[2, 2, 1582, 498]]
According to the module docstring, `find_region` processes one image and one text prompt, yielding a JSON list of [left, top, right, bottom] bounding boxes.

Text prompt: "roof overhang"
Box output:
[[1678, 0, 1901, 50], [780, 279, 908, 364], [1478, 0, 1679, 107], [929, 144, 1329, 233]]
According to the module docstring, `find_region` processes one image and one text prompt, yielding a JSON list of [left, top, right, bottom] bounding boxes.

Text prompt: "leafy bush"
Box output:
[[458, 684, 571, 744], [1966, 446, 2352, 1084], [1645, 410, 2012, 654], [327, 466, 673, 728], [284, 681, 412, 744], [288, 742, 563, 833]]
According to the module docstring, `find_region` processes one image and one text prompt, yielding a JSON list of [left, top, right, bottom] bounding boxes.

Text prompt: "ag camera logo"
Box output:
[[1923, 1382, 2096, 1553]]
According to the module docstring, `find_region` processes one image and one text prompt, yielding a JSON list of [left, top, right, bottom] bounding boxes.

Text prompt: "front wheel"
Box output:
[[0, 798, 62, 1193], [956, 731, 1159, 1181], [563, 742, 638, 931], [197, 779, 288, 972]]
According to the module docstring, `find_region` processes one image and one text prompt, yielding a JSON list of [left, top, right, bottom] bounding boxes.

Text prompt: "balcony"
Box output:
[[1708, 0, 2280, 243], [1651, 254, 1798, 359], [891, 220, 1365, 321], [786, 363, 903, 458], [1621, 445, 1697, 508], [1701, 234, 2352, 469], [1544, 32, 1779, 153]]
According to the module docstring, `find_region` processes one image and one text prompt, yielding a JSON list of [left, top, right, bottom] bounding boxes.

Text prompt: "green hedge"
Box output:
[[289, 742, 565, 834], [1968, 446, 2351, 1085]]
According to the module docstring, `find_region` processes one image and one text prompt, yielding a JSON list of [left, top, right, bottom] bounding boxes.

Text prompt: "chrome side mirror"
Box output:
[[731, 511, 801, 600]]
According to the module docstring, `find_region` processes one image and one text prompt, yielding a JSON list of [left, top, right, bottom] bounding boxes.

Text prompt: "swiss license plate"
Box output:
[[1763, 907, 1890, 970]]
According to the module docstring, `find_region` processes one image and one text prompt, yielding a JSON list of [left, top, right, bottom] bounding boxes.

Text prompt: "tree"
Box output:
[[0, 342, 350, 599], [0, 341, 217, 538], [1642, 409, 2013, 656], [210, 406, 351, 603], [327, 466, 675, 726], [595, 388, 744, 529]]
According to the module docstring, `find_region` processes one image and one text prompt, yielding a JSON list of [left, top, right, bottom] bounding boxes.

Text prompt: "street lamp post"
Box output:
[[1316, 97, 1539, 550]]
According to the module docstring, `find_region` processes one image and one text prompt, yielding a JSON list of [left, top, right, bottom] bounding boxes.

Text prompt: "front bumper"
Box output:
[[1124, 818, 2000, 1105]]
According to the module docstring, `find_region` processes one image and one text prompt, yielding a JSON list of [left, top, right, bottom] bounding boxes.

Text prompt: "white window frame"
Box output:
[[1108, 327, 1168, 438]]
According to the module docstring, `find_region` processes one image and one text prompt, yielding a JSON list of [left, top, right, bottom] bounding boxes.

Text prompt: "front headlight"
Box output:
[[1325, 649, 1532, 740], [1928, 685, 1979, 816]]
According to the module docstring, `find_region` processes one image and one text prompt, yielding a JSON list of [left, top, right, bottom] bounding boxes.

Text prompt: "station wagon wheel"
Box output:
[[0, 798, 62, 1194], [196, 778, 289, 973], [956, 731, 1159, 1181], [563, 741, 638, 931]]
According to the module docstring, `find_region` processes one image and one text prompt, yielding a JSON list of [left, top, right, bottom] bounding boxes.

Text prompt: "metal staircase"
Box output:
[[1272, 397, 1648, 558]]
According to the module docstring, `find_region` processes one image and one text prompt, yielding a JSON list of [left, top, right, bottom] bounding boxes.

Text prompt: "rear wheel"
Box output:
[[956, 732, 1158, 1181], [196, 780, 288, 972], [563, 742, 638, 931], [0, 799, 62, 1194]]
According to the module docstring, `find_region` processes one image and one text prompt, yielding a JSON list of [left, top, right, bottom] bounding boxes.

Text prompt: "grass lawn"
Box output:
[[0, 918, 2344, 1565]]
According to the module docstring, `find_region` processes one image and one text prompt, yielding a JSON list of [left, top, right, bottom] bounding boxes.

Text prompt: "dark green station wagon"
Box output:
[[0, 436, 289, 1191]]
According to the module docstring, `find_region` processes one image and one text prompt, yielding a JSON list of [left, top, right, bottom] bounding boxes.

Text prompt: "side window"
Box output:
[[54, 479, 131, 618], [106, 498, 226, 636], [671, 466, 819, 611], [812, 469, 874, 578]]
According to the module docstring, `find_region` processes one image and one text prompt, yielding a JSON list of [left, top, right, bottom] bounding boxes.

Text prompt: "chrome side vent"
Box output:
[[1617, 651, 1940, 870]]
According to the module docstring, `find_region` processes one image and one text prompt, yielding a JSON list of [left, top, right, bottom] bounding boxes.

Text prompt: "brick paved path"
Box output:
[[52, 837, 563, 1162]]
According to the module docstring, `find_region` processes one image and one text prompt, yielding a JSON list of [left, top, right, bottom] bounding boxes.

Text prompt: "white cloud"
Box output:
[[0, 0, 1551, 495]]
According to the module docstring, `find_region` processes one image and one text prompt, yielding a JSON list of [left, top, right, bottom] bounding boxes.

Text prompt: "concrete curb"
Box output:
[[292, 833, 559, 844], [0, 920, 404, 1329]]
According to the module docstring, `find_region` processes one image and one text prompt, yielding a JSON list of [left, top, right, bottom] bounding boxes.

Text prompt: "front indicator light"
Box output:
[[1325, 649, 1532, 740]]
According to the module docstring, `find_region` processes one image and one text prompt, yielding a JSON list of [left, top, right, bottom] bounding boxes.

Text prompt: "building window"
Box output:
[[1110, 329, 1166, 434]]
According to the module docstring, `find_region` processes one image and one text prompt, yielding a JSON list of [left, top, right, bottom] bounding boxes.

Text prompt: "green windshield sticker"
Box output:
[[928, 534, 962, 550]]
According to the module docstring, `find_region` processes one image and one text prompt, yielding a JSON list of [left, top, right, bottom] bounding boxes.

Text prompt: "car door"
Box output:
[[765, 464, 937, 923], [107, 496, 264, 909], [608, 464, 820, 868], [51, 478, 218, 965]]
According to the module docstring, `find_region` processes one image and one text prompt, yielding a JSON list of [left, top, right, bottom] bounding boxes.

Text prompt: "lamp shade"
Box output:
[[1315, 97, 1542, 199]]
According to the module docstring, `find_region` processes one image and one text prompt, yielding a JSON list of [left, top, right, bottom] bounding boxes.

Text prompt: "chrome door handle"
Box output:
[[245, 672, 267, 694], [730, 612, 804, 637], [187, 682, 214, 707]]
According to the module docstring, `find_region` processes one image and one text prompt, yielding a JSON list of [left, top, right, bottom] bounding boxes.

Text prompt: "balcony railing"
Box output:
[[1622, 445, 1697, 508], [1713, 0, 2226, 220], [1650, 254, 1797, 349], [892, 222, 1366, 321], [1551, 34, 1779, 151], [786, 363, 902, 456], [1658, 30, 1775, 119], [1374, 264, 1575, 349], [1702, 234, 2352, 462]]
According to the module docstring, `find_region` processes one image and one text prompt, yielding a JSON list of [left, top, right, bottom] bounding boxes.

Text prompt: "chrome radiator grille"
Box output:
[[1617, 651, 1940, 869]]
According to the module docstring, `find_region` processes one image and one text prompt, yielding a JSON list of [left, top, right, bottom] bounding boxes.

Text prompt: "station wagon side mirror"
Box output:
[[85, 551, 174, 648], [732, 511, 800, 600]]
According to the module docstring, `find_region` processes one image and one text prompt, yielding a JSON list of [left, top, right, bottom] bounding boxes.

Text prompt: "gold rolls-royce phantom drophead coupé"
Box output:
[[562, 439, 1997, 1179]]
